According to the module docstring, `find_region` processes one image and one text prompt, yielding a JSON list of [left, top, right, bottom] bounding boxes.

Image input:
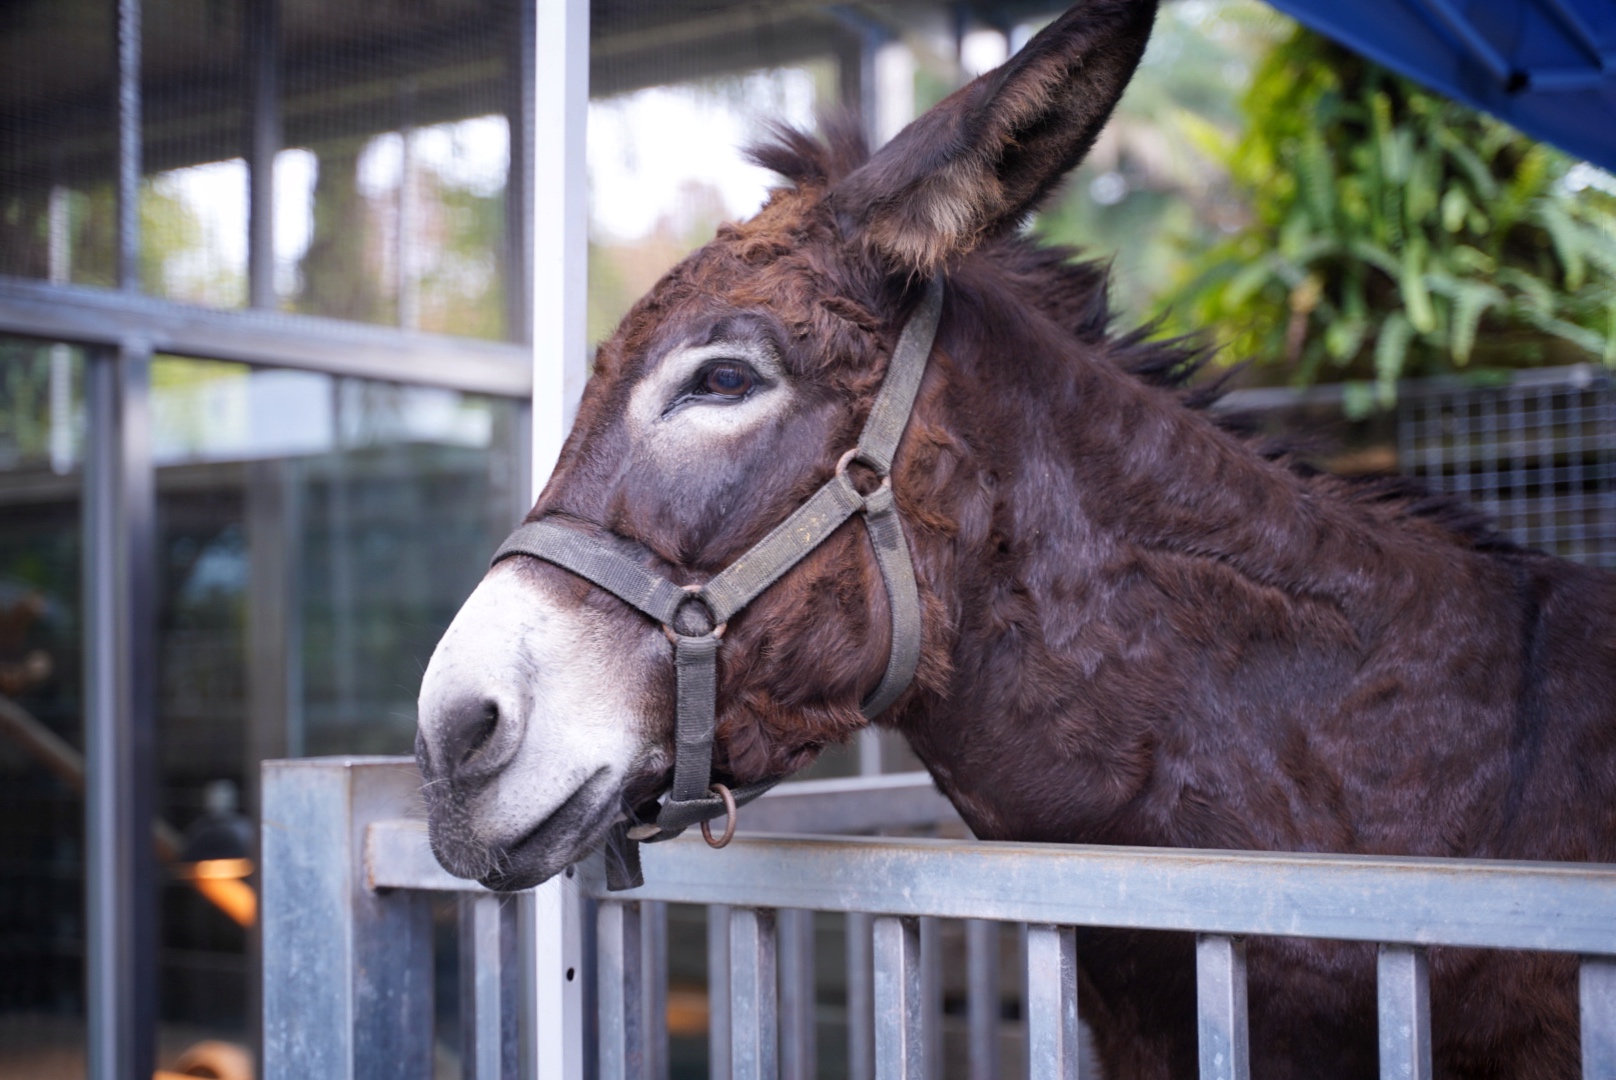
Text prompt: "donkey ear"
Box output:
[[831, 0, 1157, 272]]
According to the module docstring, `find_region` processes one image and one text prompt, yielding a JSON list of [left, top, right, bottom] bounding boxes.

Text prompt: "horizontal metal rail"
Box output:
[[270, 757, 1616, 1080], [0, 275, 531, 398], [370, 823, 1616, 955]]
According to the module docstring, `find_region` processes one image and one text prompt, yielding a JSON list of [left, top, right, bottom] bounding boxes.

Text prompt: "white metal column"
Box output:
[[522, 0, 590, 1077]]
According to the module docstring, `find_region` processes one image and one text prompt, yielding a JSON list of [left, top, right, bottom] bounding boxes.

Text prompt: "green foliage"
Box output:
[[1165, 28, 1616, 413]]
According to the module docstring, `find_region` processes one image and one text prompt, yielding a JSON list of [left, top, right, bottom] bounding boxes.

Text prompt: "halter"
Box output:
[[490, 278, 944, 889]]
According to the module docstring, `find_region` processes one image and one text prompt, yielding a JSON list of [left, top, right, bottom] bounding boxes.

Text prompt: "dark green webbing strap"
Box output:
[[857, 485, 922, 719], [856, 278, 944, 473], [494, 279, 945, 892], [492, 520, 686, 626], [700, 471, 865, 623], [669, 633, 720, 806]]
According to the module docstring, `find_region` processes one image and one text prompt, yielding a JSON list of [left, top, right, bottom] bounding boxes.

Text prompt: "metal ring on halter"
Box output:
[[701, 783, 738, 848], [662, 586, 726, 644], [836, 447, 891, 496]]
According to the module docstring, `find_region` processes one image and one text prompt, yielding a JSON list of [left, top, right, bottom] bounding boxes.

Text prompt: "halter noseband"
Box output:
[[489, 279, 944, 889]]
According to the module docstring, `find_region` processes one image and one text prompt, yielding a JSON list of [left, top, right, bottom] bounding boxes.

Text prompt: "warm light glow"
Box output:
[[174, 858, 257, 927], [183, 857, 254, 881]]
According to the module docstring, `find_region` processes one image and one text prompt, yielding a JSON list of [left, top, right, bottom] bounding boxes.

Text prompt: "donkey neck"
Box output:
[[894, 262, 1450, 849]]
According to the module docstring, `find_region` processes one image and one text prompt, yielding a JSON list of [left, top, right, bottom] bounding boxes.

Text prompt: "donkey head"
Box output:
[[417, 0, 1157, 890]]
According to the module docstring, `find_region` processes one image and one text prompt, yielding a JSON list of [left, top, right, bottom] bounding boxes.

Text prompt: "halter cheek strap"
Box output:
[[490, 278, 943, 890]]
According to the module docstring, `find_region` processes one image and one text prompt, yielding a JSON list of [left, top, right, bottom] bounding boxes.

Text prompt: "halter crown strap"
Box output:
[[490, 279, 944, 889]]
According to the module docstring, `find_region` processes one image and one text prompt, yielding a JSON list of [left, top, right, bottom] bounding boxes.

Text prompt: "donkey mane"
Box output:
[[749, 120, 1518, 557]]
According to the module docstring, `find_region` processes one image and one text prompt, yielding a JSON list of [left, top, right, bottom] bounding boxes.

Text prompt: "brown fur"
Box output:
[[525, 3, 1616, 1075]]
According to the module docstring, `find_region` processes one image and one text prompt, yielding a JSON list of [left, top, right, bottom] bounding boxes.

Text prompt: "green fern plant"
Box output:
[[1165, 27, 1616, 414]]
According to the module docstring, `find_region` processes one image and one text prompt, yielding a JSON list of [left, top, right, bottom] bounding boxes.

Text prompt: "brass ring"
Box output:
[[701, 783, 738, 848]]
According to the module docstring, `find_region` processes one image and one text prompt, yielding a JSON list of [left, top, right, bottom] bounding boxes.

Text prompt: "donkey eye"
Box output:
[[698, 361, 756, 398]]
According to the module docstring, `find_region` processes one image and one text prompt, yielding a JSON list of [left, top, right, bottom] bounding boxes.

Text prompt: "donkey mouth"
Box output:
[[429, 766, 621, 892]]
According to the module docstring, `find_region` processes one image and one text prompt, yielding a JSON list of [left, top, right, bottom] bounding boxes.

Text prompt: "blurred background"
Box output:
[[0, 0, 1611, 1076]]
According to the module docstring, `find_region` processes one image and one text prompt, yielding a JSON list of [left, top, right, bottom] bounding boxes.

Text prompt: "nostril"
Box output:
[[457, 699, 501, 771]]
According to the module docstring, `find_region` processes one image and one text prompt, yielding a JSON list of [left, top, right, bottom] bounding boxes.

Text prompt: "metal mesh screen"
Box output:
[[0, 1, 118, 288], [1398, 368, 1616, 568]]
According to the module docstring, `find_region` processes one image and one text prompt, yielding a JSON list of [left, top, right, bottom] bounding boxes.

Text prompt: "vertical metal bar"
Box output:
[[503, 0, 534, 346], [520, 869, 585, 1080], [462, 894, 507, 1080], [641, 901, 669, 1080], [95, 6, 150, 1071], [397, 118, 420, 331], [116, 0, 141, 292], [966, 919, 1000, 1080], [730, 908, 779, 1080], [531, 0, 589, 480], [245, 0, 280, 309], [873, 916, 923, 1080], [920, 917, 943, 1080], [1584, 957, 1616, 1080], [1377, 944, 1432, 1080], [709, 905, 733, 1080], [85, 338, 157, 1080], [1016, 923, 1030, 1076], [1196, 935, 1250, 1080], [598, 900, 645, 1080], [779, 909, 817, 1080], [522, 0, 589, 1073], [859, 729, 884, 776], [1025, 925, 1079, 1080], [848, 911, 876, 1080]]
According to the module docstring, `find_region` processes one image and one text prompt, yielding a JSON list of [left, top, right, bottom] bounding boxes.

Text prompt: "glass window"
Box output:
[[0, 336, 85, 1077], [278, 0, 518, 337], [148, 356, 524, 1066], [140, 0, 249, 307]]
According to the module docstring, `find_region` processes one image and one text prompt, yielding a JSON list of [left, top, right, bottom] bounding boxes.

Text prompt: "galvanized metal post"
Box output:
[[526, 0, 590, 1074], [1377, 944, 1432, 1080], [1584, 957, 1616, 1080], [1025, 925, 1079, 1080], [873, 915, 923, 1080], [965, 919, 1000, 1080], [848, 911, 876, 1080], [779, 908, 817, 1080], [731, 907, 780, 1080], [521, 871, 586, 1080], [1195, 935, 1250, 1080], [709, 905, 734, 1080], [642, 900, 670, 1080], [261, 758, 436, 1080], [532, 0, 589, 480], [920, 916, 943, 1080], [461, 893, 517, 1080], [598, 900, 645, 1080]]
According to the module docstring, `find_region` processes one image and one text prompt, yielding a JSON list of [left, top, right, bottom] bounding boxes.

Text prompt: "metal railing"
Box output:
[[262, 757, 1616, 1080]]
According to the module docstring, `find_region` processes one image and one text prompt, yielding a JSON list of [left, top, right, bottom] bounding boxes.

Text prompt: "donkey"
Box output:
[[416, 1, 1616, 1074]]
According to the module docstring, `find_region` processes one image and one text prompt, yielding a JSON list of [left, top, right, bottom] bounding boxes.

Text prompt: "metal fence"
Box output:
[[262, 757, 1616, 1080], [1397, 364, 1616, 568]]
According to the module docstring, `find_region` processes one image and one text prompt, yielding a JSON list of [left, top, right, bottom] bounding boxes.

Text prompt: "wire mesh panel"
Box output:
[[1398, 369, 1616, 568]]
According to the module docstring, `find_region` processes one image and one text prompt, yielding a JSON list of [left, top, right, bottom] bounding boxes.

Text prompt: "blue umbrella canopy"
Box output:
[[1264, 0, 1616, 170]]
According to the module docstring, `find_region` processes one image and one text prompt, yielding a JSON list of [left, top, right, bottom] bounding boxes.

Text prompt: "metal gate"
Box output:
[[261, 757, 1616, 1080]]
